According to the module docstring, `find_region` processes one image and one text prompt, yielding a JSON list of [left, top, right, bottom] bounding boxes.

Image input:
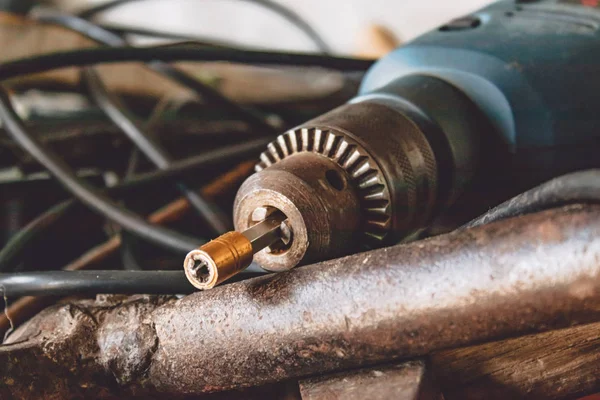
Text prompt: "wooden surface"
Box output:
[[432, 321, 600, 400], [299, 360, 441, 400], [299, 322, 600, 400]]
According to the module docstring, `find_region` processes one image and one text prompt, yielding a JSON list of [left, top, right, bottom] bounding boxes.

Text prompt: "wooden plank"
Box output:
[[432, 321, 600, 400], [299, 360, 442, 400]]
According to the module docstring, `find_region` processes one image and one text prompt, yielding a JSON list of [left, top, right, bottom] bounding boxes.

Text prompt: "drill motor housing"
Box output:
[[363, 0, 600, 182]]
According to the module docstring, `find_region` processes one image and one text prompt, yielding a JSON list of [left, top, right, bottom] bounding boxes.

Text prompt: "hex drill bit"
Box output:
[[183, 210, 287, 289]]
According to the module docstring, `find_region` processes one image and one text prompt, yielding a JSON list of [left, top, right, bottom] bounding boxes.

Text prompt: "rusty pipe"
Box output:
[[6, 205, 600, 397], [150, 205, 600, 392]]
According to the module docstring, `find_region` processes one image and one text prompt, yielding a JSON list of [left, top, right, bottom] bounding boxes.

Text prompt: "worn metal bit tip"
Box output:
[[184, 251, 218, 290], [183, 231, 254, 290]]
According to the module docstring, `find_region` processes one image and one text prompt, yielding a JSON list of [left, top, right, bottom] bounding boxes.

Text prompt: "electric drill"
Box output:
[[184, 0, 600, 289]]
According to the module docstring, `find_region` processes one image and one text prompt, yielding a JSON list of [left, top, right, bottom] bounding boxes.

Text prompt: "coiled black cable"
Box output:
[[0, 87, 203, 253], [44, 14, 234, 233], [0, 19, 370, 295], [0, 137, 270, 271], [0, 44, 369, 255], [37, 13, 279, 135], [82, 68, 232, 234]]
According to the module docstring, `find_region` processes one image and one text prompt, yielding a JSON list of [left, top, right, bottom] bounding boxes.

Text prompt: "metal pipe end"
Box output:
[[183, 231, 253, 290]]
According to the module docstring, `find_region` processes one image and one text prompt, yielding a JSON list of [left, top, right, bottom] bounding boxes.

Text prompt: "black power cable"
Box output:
[[76, 0, 332, 53], [0, 137, 270, 271], [0, 87, 201, 253], [48, 15, 233, 233], [0, 270, 194, 296], [37, 14, 279, 135], [0, 46, 374, 82], [82, 68, 232, 234], [118, 137, 269, 189], [464, 170, 600, 228]]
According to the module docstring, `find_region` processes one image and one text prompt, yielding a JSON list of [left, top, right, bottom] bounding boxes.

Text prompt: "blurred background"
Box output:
[[49, 0, 493, 54]]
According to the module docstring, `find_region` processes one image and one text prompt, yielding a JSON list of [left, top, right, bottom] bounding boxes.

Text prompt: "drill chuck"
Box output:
[[234, 74, 485, 272]]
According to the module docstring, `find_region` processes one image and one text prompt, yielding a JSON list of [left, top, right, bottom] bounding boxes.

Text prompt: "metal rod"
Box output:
[[5, 205, 600, 397], [241, 210, 286, 252]]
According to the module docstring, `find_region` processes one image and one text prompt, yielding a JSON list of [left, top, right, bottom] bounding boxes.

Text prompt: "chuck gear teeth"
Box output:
[[256, 127, 392, 246]]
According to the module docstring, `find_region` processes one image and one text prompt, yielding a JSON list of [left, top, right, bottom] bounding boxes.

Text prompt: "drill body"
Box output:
[[363, 0, 600, 180], [232, 0, 600, 272]]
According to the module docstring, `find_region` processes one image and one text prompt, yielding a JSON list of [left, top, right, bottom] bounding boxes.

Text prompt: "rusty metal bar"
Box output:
[[4, 205, 600, 398]]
